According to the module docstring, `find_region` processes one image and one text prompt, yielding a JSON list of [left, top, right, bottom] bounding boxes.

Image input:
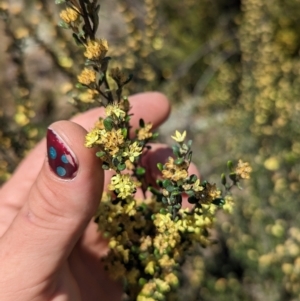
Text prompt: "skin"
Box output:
[[0, 92, 199, 301]]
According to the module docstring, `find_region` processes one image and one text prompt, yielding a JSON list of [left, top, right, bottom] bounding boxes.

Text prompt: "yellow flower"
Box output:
[[122, 141, 143, 162], [103, 129, 124, 155], [85, 129, 99, 148], [123, 198, 137, 216], [195, 182, 220, 204], [145, 261, 156, 275], [77, 68, 97, 85], [171, 130, 186, 143], [162, 157, 189, 181], [60, 7, 79, 24], [108, 174, 138, 199], [84, 39, 108, 60], [165, 273, 179, 287], [137, 123, 153, 140], [105, 104, 126, 119], [235, 159, 252, 179], [79, 89, 99, 103]]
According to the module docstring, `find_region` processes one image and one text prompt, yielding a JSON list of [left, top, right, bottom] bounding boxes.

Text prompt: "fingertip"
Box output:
[[129, 92, 171, 129]]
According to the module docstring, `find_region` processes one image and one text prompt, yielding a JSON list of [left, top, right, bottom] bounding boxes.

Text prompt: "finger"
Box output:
[[0, 121, 104, 292], [75, 91, 171, 134]]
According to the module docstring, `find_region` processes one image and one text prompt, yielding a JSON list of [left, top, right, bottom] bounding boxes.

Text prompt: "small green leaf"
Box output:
[[227, 160, 234, 171], [166, 185, 177, 193], [162, 197, 168, 204], [157, 163, 164, 171], [229, 172, 237, 182], [212, 198, 225, 206], [139, 118, 145, 128], [104, 117, 114, 131], [148, 186, 162, 196], [84, 59, 96, 67], [72, 33, 83, 46], [174, 157, 184, 165], [185, 190, 195, 197], [189, 174, 198, 183], [139, 278, 147, 286], [122, 128, 128, 139], [112, 157, 120, 167], [136, 167, 146, 175], [58, 20, 70, 29], [96, 151, 106, 158], [102, 163, 110, 170], [172, 145, 180, 157], [75, 83, 87, 89], [156, 179, 163, 188], [187, 140, 193, 148], [187, 151, 193, 162], [117, 163, 126, 171], [152, 132, 159, 139], [162, 179, 172, 188], [221, 173, 227, 185]]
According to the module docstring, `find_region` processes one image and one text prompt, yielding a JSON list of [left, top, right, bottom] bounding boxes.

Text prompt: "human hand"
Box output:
[[0, 92, 198, 301]]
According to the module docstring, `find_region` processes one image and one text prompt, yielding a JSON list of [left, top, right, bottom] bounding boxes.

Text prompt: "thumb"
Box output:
[[0, 121, 103, 287]]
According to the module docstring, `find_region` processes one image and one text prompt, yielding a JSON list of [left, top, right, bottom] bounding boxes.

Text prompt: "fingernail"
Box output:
[[47, 128, 78, 179]]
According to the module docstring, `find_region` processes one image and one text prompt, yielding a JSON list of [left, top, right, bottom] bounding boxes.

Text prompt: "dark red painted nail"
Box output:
[[47, 128, 78, 179]]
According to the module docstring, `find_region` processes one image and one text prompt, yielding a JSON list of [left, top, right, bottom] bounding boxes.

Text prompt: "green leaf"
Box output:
[[58, 20, 70, 29], [72, 33, 83, 46], [112, 157, 120, 167], [102, 163, 110, 170], [136, 167, 146, 175], [117, 163, 126, 171], [162, 197, 168, 204], [189, 174, 198, 183], [156, 179, 163, 188], [162, 179, 172, 188], [104, 117, 114, 131], [166, 185, 178, 193], [187, 151, 193, 162], [221, 173, 227, 185], [85, 59, 96, 67], [152, 132, 159, 139], [227, 160, 234, 171], [157, 163, 164, 171], [174, 157, 184, 165], [172, 145, 180, 157], [148, 186, 162, 196], [55, 0, 66, 4], [229, 172, 237, 182], [139, 278, 147, 286], [212, 198, 225, 206], [139, 118, 145, 128], [75, 83, 87, 89], [121, 128, 128, 139], [96, 151, 106, 158], [185, 190, 195, 197]]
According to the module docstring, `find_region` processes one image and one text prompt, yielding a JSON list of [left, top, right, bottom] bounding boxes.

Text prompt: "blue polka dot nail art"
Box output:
[[47, 129, 78, 179]]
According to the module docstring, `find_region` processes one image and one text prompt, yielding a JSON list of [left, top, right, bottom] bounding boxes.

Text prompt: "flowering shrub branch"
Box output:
[[56, 0, 252, 300]]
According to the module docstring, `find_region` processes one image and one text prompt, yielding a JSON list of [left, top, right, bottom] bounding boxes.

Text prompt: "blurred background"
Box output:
[[1, 0, 300, 300]]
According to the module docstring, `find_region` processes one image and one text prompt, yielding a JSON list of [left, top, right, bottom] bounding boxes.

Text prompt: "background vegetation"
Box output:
[[1, 0, 300, 300]]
